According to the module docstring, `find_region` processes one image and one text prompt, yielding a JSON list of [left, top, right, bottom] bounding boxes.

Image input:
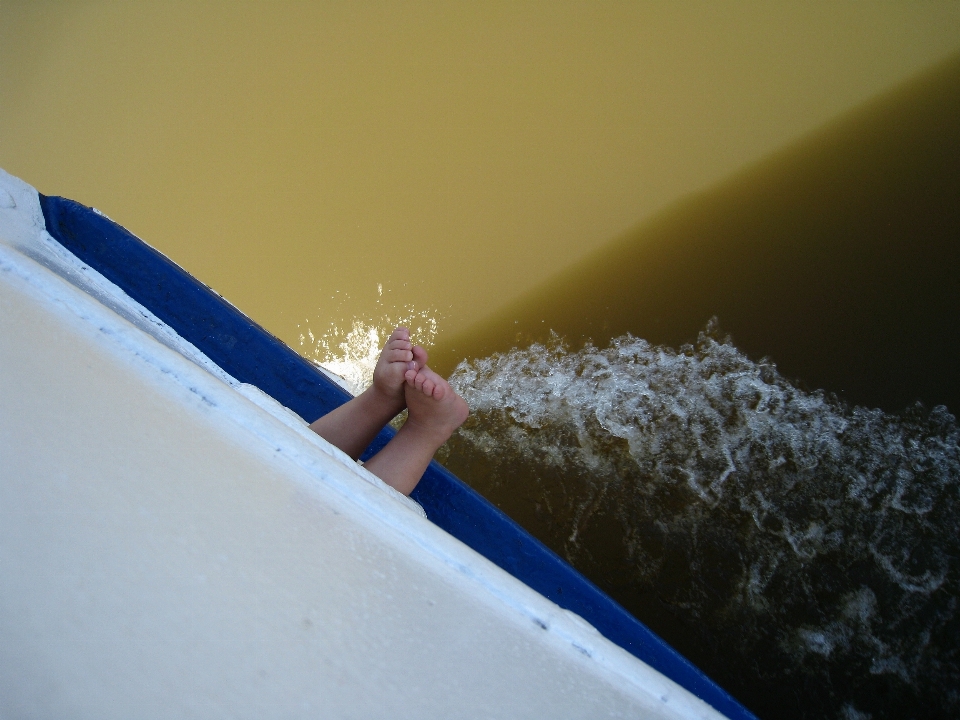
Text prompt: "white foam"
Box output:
[[447, 327, 960, 712]]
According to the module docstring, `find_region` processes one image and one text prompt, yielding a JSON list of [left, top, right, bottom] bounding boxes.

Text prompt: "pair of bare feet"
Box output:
[[309, 327, 469, 496]]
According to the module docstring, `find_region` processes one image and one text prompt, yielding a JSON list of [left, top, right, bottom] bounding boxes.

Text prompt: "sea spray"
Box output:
[[298, 299, 442, 396], [441, 323, 960, 720]]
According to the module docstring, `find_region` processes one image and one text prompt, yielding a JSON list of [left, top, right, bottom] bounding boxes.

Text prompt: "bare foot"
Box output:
[[309, 327, 428, 461], [403, 365, 469, 442], [372, 327, 428, 410], [361, 364, 469, 495]]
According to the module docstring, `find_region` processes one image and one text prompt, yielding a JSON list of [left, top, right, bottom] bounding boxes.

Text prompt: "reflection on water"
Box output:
[[439, 326, 960, 720]]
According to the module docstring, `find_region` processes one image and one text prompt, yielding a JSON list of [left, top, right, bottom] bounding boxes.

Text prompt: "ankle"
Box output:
[[397, 418, 450, 454], [361, 383, 406, 418]]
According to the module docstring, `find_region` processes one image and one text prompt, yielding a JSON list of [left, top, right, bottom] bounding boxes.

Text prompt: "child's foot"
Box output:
[[360, 364, 469, 495], [309, 327, 429, 463], [403, 365, 469, 442], [372, 327, 428, 409]]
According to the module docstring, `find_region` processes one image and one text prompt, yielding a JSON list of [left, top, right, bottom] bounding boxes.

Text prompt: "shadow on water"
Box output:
[[434, 51, 960, 414], [433, 54, 960, 719]]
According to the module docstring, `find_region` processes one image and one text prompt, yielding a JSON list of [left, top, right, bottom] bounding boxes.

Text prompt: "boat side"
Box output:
[[0, 167, 757, 719]]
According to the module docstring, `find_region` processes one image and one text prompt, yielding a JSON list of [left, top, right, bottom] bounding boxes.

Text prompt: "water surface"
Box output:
[[434, 53, 960, 414], [5, 1, 960, 354], [431, 56, 960, 719]]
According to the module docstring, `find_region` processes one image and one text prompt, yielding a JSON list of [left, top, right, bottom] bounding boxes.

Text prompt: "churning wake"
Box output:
[[440, 322, 960, 720]]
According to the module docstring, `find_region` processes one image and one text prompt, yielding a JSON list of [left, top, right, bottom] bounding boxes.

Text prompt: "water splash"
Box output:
[[443, 322, 960, 719], [297, 285, 442, 395]]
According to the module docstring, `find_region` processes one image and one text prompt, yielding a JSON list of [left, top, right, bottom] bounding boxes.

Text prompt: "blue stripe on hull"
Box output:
[[39, 193, 757, 720]]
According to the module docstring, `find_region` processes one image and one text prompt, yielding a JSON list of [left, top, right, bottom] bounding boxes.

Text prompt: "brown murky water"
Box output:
[[434, 53, 960, 413], [4, 4, 960, 719], [4, 1, 959, 362]]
